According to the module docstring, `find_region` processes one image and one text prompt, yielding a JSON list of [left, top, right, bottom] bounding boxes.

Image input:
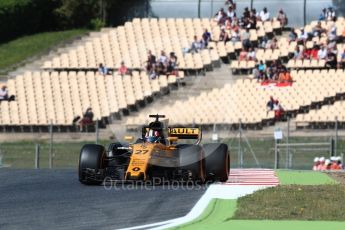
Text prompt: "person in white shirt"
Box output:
[[259, 7, 270, 22], [297, 28, 308, 44], [247, 47, 256, 61], [0, 85, 15, 102], [326, 7, 336, 21], [159, 50, 168, 66], [0, 85, 8, 101], [317, 46, 328, 59]]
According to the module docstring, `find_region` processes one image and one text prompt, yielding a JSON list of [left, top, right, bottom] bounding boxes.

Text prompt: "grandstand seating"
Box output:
[[295, 100, 345, 129], [0, 71, 179, 131], [230, 17, 345, 73], [126, 69, 345, 130], [1, 14, 345, 133], [41, 18, 275, 72]]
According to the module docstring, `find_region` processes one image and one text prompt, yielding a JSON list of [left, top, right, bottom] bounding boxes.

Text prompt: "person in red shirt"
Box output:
[[317, 157, 325, 170], [118, 61, 130, 76], [310, 44, 319, 60]]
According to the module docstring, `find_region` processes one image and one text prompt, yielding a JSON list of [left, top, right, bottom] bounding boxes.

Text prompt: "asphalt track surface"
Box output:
[[0, 169, 206, 230]]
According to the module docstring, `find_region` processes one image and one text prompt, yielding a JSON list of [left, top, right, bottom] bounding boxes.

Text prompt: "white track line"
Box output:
[[118, 169, 279, 230]]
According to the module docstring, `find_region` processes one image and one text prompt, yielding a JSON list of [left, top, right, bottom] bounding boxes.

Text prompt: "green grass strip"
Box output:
[[174, 199, 345, 230], [0, 29, 89, 71], [172, 199, 237, 230], [276, 170, 337, 185]]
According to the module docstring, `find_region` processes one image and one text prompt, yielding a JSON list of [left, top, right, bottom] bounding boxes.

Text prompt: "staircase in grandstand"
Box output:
[[226, 169, 279, 186]]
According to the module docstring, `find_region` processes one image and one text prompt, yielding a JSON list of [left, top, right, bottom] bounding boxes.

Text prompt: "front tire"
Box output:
[[203, 143, 229, 182], [79, 144, 106, 185]]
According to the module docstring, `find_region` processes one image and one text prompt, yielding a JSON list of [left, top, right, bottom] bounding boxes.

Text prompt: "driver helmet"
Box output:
[[146, 129, 160, 143]]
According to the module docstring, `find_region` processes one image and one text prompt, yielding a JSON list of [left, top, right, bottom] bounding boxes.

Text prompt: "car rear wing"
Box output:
[[168, 127, 202, 144]]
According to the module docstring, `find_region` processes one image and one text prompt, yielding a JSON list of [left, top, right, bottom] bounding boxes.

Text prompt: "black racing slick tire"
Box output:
[[178, 145, 205, 183], [79, 144, 106, 185], [203, 143, 230, 182]]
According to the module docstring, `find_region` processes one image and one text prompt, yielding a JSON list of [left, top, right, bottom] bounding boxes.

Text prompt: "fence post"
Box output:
[[35, 144, 40, 169], [0, 146, 3, 167], [335, 116, 338, 156], [239, 119, 243, 168], [96, 120, 99, 145], [49, 121, 53, 169], [286, 117, 290, 168], [303, 0, 307, 26], [274, 139, 278, 169]]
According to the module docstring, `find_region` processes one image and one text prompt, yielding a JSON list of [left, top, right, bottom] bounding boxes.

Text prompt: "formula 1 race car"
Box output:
[[78, 115, 229, 185]]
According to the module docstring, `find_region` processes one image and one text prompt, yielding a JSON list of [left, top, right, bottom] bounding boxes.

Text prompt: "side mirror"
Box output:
[[124, 136, 134, 142]]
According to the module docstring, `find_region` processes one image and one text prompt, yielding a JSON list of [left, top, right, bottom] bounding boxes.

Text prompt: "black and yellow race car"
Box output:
[[78, 115, 229, 185]]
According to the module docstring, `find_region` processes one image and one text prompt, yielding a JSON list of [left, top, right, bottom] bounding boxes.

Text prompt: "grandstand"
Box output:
[[0, 5, 344, 135]]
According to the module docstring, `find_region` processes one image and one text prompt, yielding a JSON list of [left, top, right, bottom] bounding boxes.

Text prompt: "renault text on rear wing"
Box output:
[[168, 128, 200, 139]]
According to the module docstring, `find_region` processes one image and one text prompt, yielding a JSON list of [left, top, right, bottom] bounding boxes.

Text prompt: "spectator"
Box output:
[[273, 100, 284, 121], [0, 85, 15, 102], [330, 157, 342, 170], [278, 70, 293, 83], [167, 52, 178, 75], [258, 60, 266, 72], [288, 28, 297, 43], [249, 10, 257, 29], [159, 50, 168, 66], [267, 96, 275, 111], [225, 18, 232, 30], [190, 35, 203, 53], [318, 157, 326, 170], [157, 62, 167, 75], [317, 45, 328, 59], [297, 28, 308, 44], [215, 8, 227, 25], [202, 29, 212, 48], [247, 47, 256, 61], [293, 45, 303, 59], [312, 157, 320, 171], [312, 21, 326, 37], [338, 49, 345, 69], [118, 61, 130, 76], [148, 65, 158, 79], [324, 159, 332, 170], [326, 7, 336, 21], [266, 37, 278, 49], [253, 65, 260, 80], [98, 63, 109, 76], [325, 50, 337, 68], [79, 107, 94, 131], [336, 156, 343, 169], [230, 27, 240, 42], [242, 28, 251, 49], [239, 49, 248, 61], [267, 68, 276, 80], [277, 9, 288, 29], [242, 7, 250, 19], [146, 50, 156, 72], [328, 26, 337, 42], [310, 43, 320, 60], [318, 8, 327, 21], [225, 0, 236, 9], [226, 6, 236, 19], [259, 7, 270, 22], [219, 28, 230, 44]]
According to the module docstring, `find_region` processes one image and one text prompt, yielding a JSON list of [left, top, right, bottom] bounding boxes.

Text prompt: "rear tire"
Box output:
[[203, 143, 229, 182], [178, 145, 205, 183], [79, 144, 106, 185]]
